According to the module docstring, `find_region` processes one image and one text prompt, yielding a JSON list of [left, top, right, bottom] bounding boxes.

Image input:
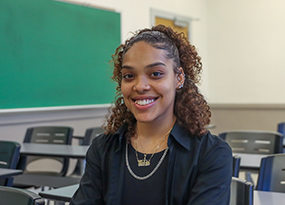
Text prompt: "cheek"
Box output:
[[121, 86, 130, 107], [121, 83, 131, 97], [158, 78, 177, 93]]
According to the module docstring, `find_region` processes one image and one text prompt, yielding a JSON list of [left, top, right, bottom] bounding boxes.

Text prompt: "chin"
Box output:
[[134, 115, 154, 123]]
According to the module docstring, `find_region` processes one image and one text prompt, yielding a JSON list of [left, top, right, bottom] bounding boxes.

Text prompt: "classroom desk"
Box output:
[[39, 184, 285, 204], [233, 153, 268, 168], [254, 190, 285, 205], [13, 174, 81, 188], [19, 143, 89, 159], [0, 168, 23, 179], [14, 143, 89, 188], [39, 184, 78, 202]]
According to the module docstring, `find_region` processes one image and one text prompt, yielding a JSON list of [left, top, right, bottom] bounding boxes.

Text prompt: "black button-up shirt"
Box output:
[[70, 122, 232, 205]]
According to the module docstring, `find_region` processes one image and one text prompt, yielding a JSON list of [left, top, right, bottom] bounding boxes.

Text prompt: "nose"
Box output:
[[133, 76, 150, 92]]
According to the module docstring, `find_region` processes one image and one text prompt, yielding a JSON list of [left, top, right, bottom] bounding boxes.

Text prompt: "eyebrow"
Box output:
[[122, 62, 166, 70], [146, 62, 166, 68]]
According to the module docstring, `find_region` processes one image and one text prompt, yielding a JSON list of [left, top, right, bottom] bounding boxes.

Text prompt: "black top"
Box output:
[[70, 122, 233, 205], [122, 144, 169, 205]]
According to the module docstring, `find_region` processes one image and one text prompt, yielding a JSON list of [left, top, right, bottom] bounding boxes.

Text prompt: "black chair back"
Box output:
[[219, 131, 283, 154], [19, 126, 73, 176], [0, 186, 45, 205], [0, 140, 21, 186], [256, 153, 285, 192], [230, 177, 254, 205], [277, 122, 285, 135], [277, 122, 285, 152], [82, 127, 104, 145], [232, 155, 241, 177]]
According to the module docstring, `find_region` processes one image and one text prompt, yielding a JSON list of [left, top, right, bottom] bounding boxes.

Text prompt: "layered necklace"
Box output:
[[135, 129, 170, 167], [125, 127, 172, 180]]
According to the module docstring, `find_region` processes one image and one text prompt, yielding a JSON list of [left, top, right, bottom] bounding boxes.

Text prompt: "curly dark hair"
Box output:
[[103, 24, 211, 140]]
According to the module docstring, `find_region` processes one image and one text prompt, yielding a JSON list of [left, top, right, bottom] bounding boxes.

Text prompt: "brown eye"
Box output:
[[123, 74, 134, 79], [151, 72, 163, 77]]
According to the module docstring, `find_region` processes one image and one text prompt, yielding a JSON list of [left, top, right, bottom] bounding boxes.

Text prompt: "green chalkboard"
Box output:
[[0, 0, 120, 109]]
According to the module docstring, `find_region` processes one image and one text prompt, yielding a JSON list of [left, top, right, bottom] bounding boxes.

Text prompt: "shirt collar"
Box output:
[[169, 121, 193, 151], [113, 123, 128, 152], [114, 121, 193, 151], [114, 123, 127, 139]]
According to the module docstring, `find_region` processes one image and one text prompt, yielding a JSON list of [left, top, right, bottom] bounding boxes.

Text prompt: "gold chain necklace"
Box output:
[[126, 144, 169, 180], [135, 129, 171, 167]]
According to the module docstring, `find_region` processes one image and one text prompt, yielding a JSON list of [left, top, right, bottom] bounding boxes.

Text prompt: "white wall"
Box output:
[[0, 107, 108, 141], [65, 0, 207, 40], [207, 0, 285, 104]]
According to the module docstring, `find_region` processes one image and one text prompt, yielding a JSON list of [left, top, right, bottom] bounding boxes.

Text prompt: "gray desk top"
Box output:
[[13, 174, 80, 188], [39, 184, 285, 204], [233, 153, 268, 168], [254, 190, 285, 205], [20, 143, 89, 159], [39, 184, 78, 202], [0, 168, 23, 179]]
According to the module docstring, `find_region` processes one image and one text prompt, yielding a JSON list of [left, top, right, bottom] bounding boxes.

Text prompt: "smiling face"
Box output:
[[121, 41, 184, 125]]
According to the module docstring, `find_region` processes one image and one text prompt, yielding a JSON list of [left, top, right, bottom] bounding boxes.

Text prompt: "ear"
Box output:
[[176, 67, 185, 89]]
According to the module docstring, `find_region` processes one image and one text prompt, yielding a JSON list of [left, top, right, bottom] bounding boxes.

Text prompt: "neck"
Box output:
[[136, 116, 176, 140], [132, 116, 176, 154]]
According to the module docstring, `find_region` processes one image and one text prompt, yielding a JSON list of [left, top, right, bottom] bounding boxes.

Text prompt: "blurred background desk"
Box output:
[[233, 153, 268, 168], [254, 190, 285, 205], [19, 143, 89, 158], [14, 144, 89, 188], [39, 184, 78, 202], [0, 168, 23, 179], [14, 174, 81, 189]]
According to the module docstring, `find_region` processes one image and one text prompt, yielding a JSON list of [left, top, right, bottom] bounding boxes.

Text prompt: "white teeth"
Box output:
[[135, 99, 155, 105]]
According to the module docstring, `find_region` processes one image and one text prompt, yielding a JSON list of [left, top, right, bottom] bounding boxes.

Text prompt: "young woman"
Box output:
[[70, 25, 232, 205]]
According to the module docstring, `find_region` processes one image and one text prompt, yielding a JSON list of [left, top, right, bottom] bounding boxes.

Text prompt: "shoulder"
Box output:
[[199, 131, 231, 150], [87, 124, 127, 157], [171, 123, 231, 155], [91, 133, 117, 147], [88, 133, 120, 154], [197, 131, 232, 162]]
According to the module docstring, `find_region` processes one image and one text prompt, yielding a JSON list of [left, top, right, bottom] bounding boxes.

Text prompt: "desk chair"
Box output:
[[0, 141, 21, 186], [230, 177, 254, 205], [277, 122, 285, 152], [256, 153, 285, 192], [232, 155, 241, 178], [0, 186, 45, 205], [219, 131, 283, 184], [70, 127, 104, 177], [277, 122, 285, 135], [219, 131, 283, 154], [14, 126, 73, 188], [82, 127, 104, 145]]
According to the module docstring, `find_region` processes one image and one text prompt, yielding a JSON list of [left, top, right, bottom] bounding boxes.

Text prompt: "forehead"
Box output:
[[122, 41, 173, 66]]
